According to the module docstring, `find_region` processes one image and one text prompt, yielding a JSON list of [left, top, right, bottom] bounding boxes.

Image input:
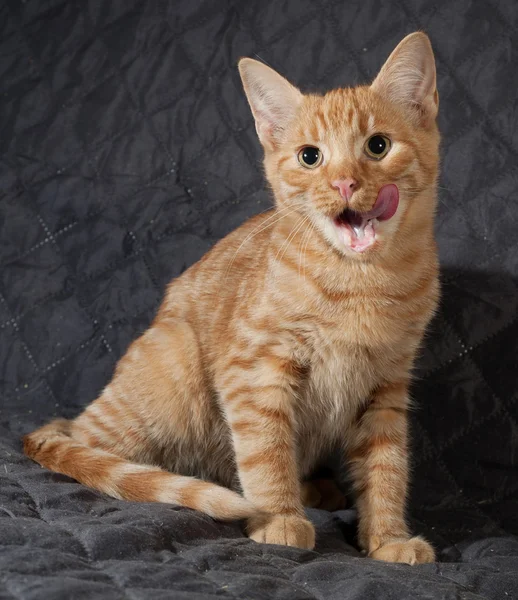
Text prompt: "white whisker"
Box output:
[[301, 221, 315, 283], [224, 204, 302, 279], [298, 219, 313, 280], [274, 215, 310, 267]]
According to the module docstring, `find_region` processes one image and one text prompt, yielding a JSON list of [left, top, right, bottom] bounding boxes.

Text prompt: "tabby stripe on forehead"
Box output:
[[345, 105, 355, 129], [357, 109, 368, 136], [316, 110, 327, 139]]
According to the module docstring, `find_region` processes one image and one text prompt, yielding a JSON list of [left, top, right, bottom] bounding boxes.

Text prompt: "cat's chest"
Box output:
[[294, 338, 387, 476], [299, 304, 418, 429], [306, 338, 383, 420]]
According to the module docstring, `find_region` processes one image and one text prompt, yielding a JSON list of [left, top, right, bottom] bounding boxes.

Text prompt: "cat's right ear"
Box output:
[[238, 58, 303, 151]]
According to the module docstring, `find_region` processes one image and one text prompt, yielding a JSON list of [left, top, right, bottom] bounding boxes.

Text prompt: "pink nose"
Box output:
[[332, 178, 358, 201]]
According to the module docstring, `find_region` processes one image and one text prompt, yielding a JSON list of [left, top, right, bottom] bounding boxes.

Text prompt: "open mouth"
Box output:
[[333, 184, 399, 253]]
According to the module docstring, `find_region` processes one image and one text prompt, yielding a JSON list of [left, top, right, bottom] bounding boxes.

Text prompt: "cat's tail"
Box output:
[[23, 419, 256, 521]]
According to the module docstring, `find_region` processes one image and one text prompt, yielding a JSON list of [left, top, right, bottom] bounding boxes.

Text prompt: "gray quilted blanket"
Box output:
[[1, 1, 517, 598]]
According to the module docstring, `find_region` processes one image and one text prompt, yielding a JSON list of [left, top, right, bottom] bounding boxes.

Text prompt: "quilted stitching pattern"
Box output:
[[1, 1, 518, 598]]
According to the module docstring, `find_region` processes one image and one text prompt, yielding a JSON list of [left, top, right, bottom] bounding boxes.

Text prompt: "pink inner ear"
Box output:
[[255, 107, 277, 144], [257, 120, 273, 141]]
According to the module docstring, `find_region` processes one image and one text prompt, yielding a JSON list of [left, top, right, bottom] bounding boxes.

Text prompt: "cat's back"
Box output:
[[159, 209, 276, 314]]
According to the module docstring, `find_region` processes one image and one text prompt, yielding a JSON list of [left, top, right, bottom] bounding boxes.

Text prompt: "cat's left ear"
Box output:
[[371, 32, 438, 127], [238, 58, 303, 150]]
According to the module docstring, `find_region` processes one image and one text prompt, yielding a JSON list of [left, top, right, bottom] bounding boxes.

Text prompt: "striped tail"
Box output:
[[23, 419, 256, 521]]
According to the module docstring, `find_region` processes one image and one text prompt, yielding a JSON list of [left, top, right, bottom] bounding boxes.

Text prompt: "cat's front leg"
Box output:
[[347, 380, 435, 564], [221, 358, 315, 549]]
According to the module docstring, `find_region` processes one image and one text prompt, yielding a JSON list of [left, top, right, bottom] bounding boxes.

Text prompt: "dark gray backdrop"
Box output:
[[1, 1, 517, 598]]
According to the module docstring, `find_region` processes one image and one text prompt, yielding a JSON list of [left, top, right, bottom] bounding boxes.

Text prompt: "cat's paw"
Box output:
[[369, 536, 435, 565], [247, 514, 315, 549]]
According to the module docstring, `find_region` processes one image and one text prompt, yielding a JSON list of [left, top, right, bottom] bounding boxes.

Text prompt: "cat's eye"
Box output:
[[364, 135, 391, 160], [298, 146, 323, 169]]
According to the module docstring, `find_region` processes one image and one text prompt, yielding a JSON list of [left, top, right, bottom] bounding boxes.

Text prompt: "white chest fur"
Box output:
[[293, 302, 419, 476]]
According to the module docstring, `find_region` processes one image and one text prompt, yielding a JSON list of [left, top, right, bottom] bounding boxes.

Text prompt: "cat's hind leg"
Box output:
[[24, 320, 256, 521]]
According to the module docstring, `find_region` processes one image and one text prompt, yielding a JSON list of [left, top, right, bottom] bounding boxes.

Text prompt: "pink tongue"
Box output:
[[364, 184, 399, 221]]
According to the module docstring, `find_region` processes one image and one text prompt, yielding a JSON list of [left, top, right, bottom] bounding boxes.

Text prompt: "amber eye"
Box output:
[[298, 146, 323, 169], [364, 134, 391, 160]]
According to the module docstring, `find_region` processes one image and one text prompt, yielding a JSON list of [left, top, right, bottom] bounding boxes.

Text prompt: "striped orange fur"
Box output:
[[24, 33, 439, 564]]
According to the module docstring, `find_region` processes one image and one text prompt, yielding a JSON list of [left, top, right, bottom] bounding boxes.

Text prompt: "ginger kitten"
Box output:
[[24, 32, 440, 564]]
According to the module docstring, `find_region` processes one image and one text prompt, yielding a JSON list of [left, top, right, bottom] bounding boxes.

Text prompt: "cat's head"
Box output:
[[239, 32, 440, 259]]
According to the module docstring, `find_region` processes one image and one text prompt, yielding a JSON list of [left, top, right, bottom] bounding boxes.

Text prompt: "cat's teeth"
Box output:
[[352, 219, 372, 239], [352, 224, 364, 238]]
